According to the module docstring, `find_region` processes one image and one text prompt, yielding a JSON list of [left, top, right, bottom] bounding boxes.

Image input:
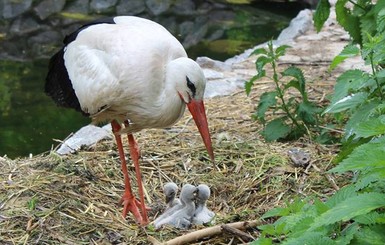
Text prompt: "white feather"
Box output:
[[63, 16, 205, 132]]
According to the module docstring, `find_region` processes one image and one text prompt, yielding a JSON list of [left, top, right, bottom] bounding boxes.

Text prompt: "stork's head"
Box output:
[[174, 59, 206, 104], [168, 57, 214, 164]]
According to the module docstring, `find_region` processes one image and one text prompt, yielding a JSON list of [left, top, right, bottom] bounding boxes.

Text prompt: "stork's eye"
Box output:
[[186, 76, 196, 97]]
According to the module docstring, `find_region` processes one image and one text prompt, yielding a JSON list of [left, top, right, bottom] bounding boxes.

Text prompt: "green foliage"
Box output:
[[253, 1, 385, 244], [246, 41, 321, 141], [313, 0, 331, 32], [27, 196, 38, 211], [330, 135, 385, 173], [260, 118, 291, 142], [329, 44, 360, 71]]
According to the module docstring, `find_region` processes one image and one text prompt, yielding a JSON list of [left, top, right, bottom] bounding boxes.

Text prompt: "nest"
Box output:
[[0, 61, 345, 244]]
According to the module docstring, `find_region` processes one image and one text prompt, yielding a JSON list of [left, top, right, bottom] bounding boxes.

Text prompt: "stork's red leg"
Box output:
[[111, 120, 145, 225], [124, 121, 149, 224]]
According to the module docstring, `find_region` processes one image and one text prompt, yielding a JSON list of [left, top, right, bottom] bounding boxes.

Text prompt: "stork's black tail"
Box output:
[[45, 16, 116, 117], [45, 48, 88, 116]]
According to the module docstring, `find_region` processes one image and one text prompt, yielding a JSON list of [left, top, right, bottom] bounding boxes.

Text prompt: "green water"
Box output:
[[0, 60, 90, 158], [0, 4, 302, 158]]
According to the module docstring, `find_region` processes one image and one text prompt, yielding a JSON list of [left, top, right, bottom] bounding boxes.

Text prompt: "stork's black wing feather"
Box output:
[[45, 17, 116, 116]]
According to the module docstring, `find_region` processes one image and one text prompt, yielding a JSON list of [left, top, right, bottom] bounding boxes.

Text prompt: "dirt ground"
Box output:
[[0, 9, 356, 245]]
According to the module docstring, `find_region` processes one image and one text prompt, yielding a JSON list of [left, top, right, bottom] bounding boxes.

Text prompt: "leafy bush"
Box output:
[[245, 41, 321, 141], [251, 0, 385, 244]]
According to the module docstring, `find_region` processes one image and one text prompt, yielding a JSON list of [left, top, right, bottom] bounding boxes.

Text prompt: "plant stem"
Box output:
[[348, 0, 365, 10], [271, 58, 301, 129], [369, 53, 384, 100]]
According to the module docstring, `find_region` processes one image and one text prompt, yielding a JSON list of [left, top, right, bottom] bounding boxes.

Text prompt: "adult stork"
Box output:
[[45, 16, 214, 225]]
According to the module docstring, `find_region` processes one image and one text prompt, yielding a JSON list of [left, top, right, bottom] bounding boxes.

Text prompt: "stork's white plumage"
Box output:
[[45, 16, 214, 225]]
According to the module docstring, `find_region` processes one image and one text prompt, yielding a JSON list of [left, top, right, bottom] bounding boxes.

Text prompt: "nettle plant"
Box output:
[[251, 0, 385, 244], [245, 41, 321, 142]]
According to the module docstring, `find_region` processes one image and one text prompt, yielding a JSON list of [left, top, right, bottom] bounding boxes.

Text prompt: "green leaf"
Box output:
[[354, 169, 385, 190], [258, 224, 282, 236], [277, 212, 313, 233], [296, 101, 320, 125], [282, 232, 335, 245], [256, 55, 271, 76], [345, 99, 381, 138], [250, 47, 268, 56], [330, 135, 385, 173], [250, 237, 273, 245], [275, 45, 291, 57], [326, 185, 357, 208], [376, 69, 385, 78], [362, 32, 385, 66], [377, 8, 385, 32], [261, 118, 291, 142], [324, 92, 368, 114], [289, 216, 315, 237], [284, 79, 300, 92], [255, 91, 278, 123], [335, 0, 362, 45], [352, 224, 385, 245], [354, 115, 385, 138], [329, 44, 360, 71], [311, 192, 385, 229], [282, 67, 306, 97], [359, 10, 378, 45], [245, 75, 259, 96], [354, 211, 385, 225], [287, 198, 307, 213], [329, 69, 370, 105], [261, 207, 290, 219], [314, 198, 329, 215], [334, 136, 371, 163], [336, 223, 359, 245], [313, 0, 331, 32]]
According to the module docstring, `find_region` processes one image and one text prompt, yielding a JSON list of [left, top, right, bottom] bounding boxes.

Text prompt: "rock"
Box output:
[[33, 0, 66, 20], [181, 16, 209, 48], [28, 30, 61, 45], [288, 148, 310, 167], [57, 125, 112, 155], [9, 17, 40, 36], [204, 78, 243, 98], [28, 30, 62, 56], [225, 9, 313, 65], [116, 0, 146, 16], [172, 0, 196, 16], [197, 56, 232, 71], [90, 0, 118, 14], [156, 16, 178, 35], [276, 9, 313, 45], [145, 0, 171, 16], [64, 0, 90, 14], [2, 0, 32, 19], [203, 69, 224, 80]]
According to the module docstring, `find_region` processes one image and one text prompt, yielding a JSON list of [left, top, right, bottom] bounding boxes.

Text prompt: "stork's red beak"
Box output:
[[187, 99, 215, 163]]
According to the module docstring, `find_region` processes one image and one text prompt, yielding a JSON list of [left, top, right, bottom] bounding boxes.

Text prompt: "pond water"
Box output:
[[0, 3, 304, 158]]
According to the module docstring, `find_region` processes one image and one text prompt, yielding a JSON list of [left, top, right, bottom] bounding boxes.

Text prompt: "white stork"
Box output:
[[45, 16, 214, 225]]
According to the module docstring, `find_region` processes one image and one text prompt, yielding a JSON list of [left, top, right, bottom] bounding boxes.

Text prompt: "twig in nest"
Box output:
[[148, 220, 260, 245], [325, 173, 340, 191], [221, 224, 255, 242]]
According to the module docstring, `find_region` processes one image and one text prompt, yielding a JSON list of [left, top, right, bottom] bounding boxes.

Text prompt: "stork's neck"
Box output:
[[153, 58, 190, 127]]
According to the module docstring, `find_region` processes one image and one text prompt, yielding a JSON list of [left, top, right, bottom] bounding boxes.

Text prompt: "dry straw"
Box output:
[[1, 62, 343, 244]]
